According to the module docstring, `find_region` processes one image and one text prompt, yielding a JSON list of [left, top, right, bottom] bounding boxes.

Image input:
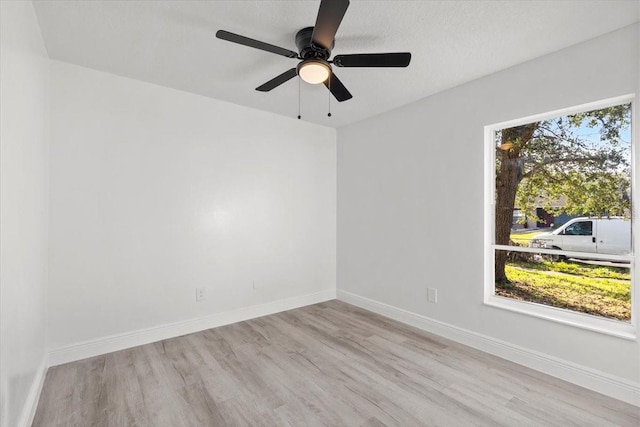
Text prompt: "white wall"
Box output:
[[338, 24, 639, 385], [47, 61, 336, 354], [0, 2, 50, 426]]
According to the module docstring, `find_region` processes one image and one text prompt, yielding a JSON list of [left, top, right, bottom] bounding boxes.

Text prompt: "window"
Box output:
[[564, 221, 592, 236], [484, 96, 635, 339]]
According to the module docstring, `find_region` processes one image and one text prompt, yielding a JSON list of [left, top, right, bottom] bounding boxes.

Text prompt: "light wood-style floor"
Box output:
[[33, 300, 639, 426]]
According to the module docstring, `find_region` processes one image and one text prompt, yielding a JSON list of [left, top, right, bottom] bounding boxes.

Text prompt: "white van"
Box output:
[[529, 217, 631, 259]]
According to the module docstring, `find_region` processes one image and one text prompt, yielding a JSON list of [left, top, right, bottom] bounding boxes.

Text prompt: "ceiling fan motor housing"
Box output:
[[295, 27, 333, 60]]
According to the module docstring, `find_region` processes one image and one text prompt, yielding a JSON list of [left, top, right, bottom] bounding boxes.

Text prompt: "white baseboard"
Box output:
[[337, 289, 640, 407], [49, 289, 336, 366], [16, 354, 48, 427]]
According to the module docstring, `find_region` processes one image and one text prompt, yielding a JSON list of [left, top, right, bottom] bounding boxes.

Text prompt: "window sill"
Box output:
[[484, 295, 636, 340]]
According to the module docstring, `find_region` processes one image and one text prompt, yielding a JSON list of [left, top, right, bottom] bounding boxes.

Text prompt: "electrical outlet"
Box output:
[[196, 287, 206, 302], [427, 288, 437, 303]]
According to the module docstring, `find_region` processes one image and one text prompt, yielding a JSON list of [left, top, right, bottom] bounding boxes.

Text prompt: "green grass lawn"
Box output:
[[496, 260, 630, 321], [509, 230, 544, 245]]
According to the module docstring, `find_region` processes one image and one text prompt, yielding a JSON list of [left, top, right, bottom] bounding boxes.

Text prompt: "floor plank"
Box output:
[[33, 300, 640, 426]]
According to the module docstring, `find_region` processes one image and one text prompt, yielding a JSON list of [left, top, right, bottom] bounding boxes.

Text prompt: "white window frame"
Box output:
[[483, 94, 637, 340]]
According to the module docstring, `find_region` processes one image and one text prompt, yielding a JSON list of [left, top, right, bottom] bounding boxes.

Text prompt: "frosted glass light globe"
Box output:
[[298, 60, 330, 84]]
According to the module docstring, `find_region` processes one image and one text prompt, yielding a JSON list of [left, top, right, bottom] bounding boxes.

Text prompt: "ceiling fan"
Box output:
[[216, 0, 411, 102]]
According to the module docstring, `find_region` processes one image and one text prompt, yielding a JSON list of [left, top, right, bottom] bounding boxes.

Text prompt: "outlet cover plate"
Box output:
[[427, 288, 437, 303]]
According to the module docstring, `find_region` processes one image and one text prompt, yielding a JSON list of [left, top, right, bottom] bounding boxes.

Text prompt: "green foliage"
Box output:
[[509, 260, 630, 280], [518, 170, 631, 220], [557, 171, 630, 217], [497, 261, 630, 320], [509, 230, 543, 245], [568, 104, 631, 143], [498, 103, 632, 224]]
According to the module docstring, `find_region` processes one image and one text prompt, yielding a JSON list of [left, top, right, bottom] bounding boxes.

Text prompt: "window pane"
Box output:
[[493, 102, 633, 321], [494, 249, 631, 322], [494, 103, 632, 256]]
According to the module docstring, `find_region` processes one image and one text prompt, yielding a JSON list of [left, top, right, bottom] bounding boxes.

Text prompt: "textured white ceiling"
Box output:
[[33, 0, 639, 128]]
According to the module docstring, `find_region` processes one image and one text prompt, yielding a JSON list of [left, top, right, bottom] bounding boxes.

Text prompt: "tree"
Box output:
[[494, 104, 631, 283]]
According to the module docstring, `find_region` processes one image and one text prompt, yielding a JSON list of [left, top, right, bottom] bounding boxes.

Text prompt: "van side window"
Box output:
[[564, 221, 593, 236]]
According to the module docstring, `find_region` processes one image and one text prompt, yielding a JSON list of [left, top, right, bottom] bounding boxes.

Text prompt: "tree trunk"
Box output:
[[494, 125, 536, 283]]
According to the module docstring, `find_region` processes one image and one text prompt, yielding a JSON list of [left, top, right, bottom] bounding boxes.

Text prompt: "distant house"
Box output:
[[512, 195, 577, 230], [533, 208, 574, 229]]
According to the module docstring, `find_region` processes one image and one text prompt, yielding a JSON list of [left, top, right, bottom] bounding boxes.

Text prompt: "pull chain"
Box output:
[[297, 78, 301, 120], [327, 76, 332, 117]]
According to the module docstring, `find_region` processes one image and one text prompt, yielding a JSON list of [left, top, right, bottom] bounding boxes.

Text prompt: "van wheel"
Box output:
[[549, 247, 566, 262]]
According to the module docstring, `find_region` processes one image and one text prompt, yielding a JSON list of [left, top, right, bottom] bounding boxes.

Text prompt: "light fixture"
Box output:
[[297, 59, 331, 84]]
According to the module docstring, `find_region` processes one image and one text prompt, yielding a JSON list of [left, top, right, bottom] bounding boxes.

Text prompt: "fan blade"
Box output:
[[256, 68, 298, 92], [311, 0, 350, 50], [216, 30, 298, 58], [333, 53, 411, 67], [323, 72, 352, 102]]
